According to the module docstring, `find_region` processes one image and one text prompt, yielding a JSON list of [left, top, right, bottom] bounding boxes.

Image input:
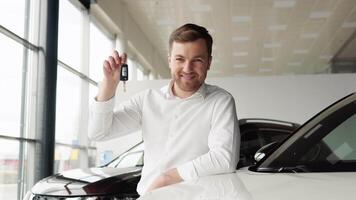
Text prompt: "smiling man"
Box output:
[[89, 23, 240, 195]]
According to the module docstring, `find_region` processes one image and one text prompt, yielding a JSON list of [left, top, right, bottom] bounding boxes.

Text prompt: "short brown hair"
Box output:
[[169, 23, 213, 56]]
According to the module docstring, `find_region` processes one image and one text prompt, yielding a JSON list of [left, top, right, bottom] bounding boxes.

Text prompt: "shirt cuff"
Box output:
[[91, 96, 116, 113], [176, 161, 199, 181]]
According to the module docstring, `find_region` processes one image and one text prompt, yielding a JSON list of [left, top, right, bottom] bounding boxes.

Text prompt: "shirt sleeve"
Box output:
[[88, 91, 144, 141], [177, 94, 240, 180]]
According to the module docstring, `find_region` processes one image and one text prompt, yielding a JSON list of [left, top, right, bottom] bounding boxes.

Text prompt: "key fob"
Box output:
[[120, 64, 128, 81]]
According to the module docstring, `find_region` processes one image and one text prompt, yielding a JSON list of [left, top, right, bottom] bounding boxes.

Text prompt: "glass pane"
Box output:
[[0, 139, 19, 200], [323, 114, 356, 162], [0, 34, 23, 137], [54, 145, 80, 173], [0, 0, 26, 38], [88, 148, 97, 167], [89, 22, 113, 82], [56, 67, 81, 144], [58, 0, 82, 72]]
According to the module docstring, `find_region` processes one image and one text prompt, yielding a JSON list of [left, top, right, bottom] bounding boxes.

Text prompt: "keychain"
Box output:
[[120, 63, 128, 92]]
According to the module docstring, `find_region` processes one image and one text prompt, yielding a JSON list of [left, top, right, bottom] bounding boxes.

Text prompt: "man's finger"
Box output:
[[113, 50, 121, 65], [108, 56, 116, 71], [103, 60, 111, 72], [120, 53, 127, 64]]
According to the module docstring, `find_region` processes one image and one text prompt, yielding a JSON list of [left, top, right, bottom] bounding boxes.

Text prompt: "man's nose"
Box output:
[[182, 61, 193, 72]]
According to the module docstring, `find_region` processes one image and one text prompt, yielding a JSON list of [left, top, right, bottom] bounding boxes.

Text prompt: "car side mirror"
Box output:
[[254, 141, 279, 162]]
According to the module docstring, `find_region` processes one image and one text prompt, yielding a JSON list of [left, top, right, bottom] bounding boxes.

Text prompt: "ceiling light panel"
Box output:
[[293, 49, 309, 54], [232, 16, 252, 22], [190, 4, 211, 12], [301, 33, 319, 39], [264, 43, 282, 48], [288, 62, 302, 66], [342, 22, 356, 28], [319, 55, 332, 60], [261, 57, 275, 62], [233, 52, 249, 56], [269, 24, 287, 31], [309, 11, 331, 19], [259, 68, 273, 72], [273, 0, 296, 8], [156, 19, 174, 26], [232, 36, 250, 42], [234, 64, 248, 68]]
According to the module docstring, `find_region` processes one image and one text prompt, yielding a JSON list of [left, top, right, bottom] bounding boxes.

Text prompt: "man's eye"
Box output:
[[176, 58, 184, 62], [193, 59, 203, 63]]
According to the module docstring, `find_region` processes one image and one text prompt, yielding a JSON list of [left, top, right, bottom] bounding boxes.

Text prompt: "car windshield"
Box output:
[[106, 142, 144, 168], [256, 94, 356, 172]]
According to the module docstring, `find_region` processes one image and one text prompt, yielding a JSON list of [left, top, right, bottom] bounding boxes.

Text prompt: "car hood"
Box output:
[[139, 168, 356, 200], [31, 166, 141, 197]]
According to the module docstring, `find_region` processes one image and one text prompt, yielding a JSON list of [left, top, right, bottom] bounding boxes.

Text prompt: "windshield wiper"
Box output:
[[277, 165, 309, 173]]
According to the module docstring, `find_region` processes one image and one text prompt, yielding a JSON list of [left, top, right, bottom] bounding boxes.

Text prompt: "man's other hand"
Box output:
[[147, 168, 183, 192]]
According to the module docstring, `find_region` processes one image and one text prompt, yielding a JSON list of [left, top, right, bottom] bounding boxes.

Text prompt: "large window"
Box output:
[[0, 0, 37, 199], [58, 0, 83, 73], [55, 0, 114, 173], [89, 21, 114, 83], [56, 67, 82, 144], [0, 1, 152, 199], [0, 1, 26, 39], [0, 34, 24, 138], [0, 139, 20, 200], [0, 0, 114, 199]]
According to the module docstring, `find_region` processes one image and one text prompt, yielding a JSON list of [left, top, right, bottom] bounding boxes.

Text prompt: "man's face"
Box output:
[[168, 39, 211, 95]]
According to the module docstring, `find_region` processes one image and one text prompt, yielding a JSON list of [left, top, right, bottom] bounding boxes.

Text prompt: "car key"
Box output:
[[120, 63, 128, 92]]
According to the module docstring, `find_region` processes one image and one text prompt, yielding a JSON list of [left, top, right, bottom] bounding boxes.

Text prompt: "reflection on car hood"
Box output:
[[139, 168, 356, 200], [237, 168, 356, 200], [31, 167, 141, 197]]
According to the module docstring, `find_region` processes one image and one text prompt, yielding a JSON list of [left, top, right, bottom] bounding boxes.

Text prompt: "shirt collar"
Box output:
[[166, 80, 207, 100]]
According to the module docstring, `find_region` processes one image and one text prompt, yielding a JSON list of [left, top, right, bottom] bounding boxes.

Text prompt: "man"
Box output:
[[89, 23, 240, 195]]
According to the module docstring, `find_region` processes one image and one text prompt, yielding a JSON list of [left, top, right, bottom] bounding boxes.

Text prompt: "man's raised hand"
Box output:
[[97, 51, 127, 101]]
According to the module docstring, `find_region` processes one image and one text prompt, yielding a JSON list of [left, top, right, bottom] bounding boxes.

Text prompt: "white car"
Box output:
[[139, 93, 356, 200]]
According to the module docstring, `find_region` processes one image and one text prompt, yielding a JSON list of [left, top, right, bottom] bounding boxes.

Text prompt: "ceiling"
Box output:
[[118, 0, 356, 77]]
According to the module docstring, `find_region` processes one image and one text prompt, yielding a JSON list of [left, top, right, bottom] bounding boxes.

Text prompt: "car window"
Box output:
[[238, 128, 293, 168], [107, 143, 144, 168]]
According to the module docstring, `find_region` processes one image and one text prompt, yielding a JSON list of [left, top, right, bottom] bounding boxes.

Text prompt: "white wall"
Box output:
[[94, 73, 356, 160], [208, 74, 355, 124]]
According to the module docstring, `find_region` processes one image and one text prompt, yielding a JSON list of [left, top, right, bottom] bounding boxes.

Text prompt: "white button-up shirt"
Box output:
[[89, 81, 240, 195]]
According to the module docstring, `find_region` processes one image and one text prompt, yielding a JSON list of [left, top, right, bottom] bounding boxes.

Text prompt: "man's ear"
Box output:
[[207, 56, 212, 70], [168, 54, 171, 67]]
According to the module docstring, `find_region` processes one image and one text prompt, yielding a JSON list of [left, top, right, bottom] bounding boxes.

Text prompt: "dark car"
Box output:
[[24, 118, 299, 200]]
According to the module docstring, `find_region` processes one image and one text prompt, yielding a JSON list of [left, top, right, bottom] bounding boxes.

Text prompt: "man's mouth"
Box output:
[[180, 73, 195, 80]]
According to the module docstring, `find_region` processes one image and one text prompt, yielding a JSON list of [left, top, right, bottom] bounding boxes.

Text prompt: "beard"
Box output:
[[173, 72, 205, 93]]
